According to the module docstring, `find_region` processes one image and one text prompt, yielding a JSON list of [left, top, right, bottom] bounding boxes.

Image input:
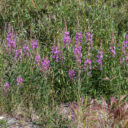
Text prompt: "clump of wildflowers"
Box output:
[[31, 40, 38, 50], [84, 58, 92, 71], [51, 46, 62, 62], [97, 51, 104, 68], [64, 31, 71, 47], [4, 82, 10, 92], [69, 69, 75, 78], [17, 77, 23, 86]]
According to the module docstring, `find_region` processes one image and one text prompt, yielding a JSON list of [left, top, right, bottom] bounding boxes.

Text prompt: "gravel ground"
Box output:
[[0, 116, 41, 128]]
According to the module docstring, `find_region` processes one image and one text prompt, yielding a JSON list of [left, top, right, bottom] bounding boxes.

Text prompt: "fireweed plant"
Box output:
[[1, 30, 128, 110]]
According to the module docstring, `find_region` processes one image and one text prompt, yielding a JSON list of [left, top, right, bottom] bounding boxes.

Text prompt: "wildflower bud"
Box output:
[[69, 70, 75, 78], [41, 58, 50, 72], [51, 46, 62, 62], [4, 82, 10, 92], [84, 58, 92, 71], [31, 40, 38, 50], [97, 51, 104, 67], [35, 55, 41, 65], [17, 77, 23, 86], [64, 31, 71, 47]]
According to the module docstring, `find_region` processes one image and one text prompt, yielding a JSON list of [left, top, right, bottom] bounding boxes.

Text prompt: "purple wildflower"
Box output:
[[14, 49, 22, 61], [97, 51, 104, 67], [15, 50, 19, 60], [51, 46, 62, 62], [122, 57, 125, 62], [74, 44, 82, 63], [120, 37, 128, 64], [17, 77, 23, 86], [23, 45, 29, 52], [23, 45, 29, 57], [6, 32, 16, 53], [110, 46, 116, 57], [125, 35, 128, 40], [31, 40, 38, 50], [4, 82, 10, 92], [69, 70, 75, 78], [74, 32, 82, 64], [85, 32, 93, 47], [119, 57, 125, 65], [122, 40, 128, 55], [7, 32, 16, 48], [84, 58, 92, 70], [64, 31, 71, 47], [41, 58, 50, 71], [75, 32, 82, 44], [35, 55, 41, 65]]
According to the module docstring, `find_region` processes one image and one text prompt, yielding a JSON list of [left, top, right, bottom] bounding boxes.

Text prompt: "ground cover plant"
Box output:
[[0, 0, 128, 127]]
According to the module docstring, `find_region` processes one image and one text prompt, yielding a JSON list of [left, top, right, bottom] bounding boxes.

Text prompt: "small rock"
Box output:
[[7, 118, 19, 125]]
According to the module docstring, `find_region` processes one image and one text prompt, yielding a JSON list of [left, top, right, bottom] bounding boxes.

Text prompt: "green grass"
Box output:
[[0, 119, 7, 128]]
